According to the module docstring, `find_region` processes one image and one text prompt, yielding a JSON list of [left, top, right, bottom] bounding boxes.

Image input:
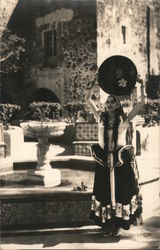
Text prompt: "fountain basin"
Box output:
[[21, 121, 66, 138], [0, 157, 96, 232], [20, 121, 67, 187]]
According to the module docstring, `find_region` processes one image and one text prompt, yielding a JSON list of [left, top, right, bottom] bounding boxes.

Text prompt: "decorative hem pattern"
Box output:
[[90, 194, 142, 230]]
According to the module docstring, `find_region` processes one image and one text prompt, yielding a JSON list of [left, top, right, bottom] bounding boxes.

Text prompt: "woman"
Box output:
[[85, 79, 145, 237]]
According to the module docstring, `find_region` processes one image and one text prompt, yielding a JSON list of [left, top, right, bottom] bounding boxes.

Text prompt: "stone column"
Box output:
[[28, 136, 63, 188]]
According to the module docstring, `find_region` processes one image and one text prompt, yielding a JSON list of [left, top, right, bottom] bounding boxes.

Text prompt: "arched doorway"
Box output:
[[31, 88, 60, 103]]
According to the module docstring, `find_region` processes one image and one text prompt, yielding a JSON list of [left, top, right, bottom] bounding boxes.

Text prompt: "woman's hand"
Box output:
[[137, 74, 145, 99], [85, 85, 99, 100], [137, 74, 143, 85], [86, 70, 99, 90]]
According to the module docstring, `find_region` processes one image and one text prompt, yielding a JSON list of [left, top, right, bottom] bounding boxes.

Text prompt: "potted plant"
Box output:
[[0, 103, 23, 157]]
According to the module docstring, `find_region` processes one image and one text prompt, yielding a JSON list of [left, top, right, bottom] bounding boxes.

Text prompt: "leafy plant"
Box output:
[[0, 104, 21, 130], [63, 102, 96, 123], [26, 102, 63, 122], [0, 29, 25, 73], [140, 99, 160, 126], [63, 103, 87, 122]]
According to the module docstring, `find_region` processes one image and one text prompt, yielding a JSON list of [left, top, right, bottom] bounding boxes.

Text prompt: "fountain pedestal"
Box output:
[[28, 168, 61, 188], [21, 121, 66, 187]]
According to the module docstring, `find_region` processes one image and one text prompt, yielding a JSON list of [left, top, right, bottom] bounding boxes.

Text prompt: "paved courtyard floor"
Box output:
[[1, 216, 160, 250], [1, 179, 159, 250]]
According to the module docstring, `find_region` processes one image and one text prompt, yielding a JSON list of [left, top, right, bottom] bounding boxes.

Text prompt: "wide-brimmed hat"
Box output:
[[98, 55, 137, 96]]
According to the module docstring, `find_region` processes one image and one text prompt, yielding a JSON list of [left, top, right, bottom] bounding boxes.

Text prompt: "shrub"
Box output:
[[0, 104, 21, 130], [63, 103, 86, 122], [141, 99, 160, 126], [25, 102, 63, 122]]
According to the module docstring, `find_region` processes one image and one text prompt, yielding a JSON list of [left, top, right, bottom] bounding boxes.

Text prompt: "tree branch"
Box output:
[[0, 52, 13, 62], [0, 70, 7, 74]]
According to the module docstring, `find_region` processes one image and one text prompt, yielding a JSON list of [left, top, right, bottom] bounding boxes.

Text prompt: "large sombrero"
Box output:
[[98, 55, 137, 95]]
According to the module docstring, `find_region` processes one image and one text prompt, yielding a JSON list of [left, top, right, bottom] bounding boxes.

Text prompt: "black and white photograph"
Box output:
[[0, 0, 159, 249]]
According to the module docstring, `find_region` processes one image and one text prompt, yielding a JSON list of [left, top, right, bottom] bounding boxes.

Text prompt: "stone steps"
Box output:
[[0, 157, 95, 232], [1, 184, 92, 232]]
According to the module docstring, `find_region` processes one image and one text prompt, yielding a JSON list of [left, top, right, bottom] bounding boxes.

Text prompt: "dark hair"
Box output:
[[100, 95, 127, 153]]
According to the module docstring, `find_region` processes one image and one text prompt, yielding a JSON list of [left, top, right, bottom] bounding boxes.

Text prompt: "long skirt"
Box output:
[[89, 144, 142, 231]]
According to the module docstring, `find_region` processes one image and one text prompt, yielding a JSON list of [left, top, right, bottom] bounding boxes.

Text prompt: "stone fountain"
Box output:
[[20, 121, 66, 187]]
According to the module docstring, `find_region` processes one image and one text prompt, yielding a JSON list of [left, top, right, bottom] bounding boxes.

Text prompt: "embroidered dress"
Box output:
[[89, 112, 142, 231]]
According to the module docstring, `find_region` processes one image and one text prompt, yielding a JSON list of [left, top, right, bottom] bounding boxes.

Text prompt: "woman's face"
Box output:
[[105, 96, 119, 111]]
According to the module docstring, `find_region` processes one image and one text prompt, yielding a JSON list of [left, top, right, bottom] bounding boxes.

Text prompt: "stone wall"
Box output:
[[3, 0, 97, 105], [97, 0, 160, 85], [33, 0, 97, 104], [2, 0, 160, 106]]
